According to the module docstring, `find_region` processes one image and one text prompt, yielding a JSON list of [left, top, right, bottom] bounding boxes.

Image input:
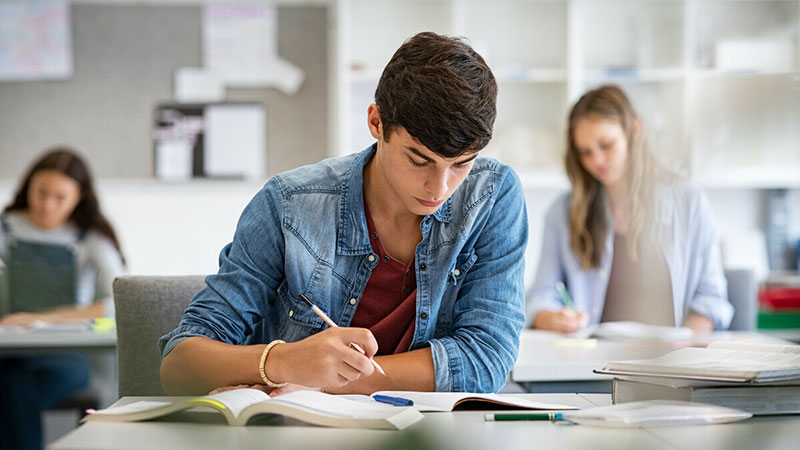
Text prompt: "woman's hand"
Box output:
[[265, 327, 378, 389], [533, 308, 589, 333], [0, 312, 42, 327], [683, 313, 714, 333]]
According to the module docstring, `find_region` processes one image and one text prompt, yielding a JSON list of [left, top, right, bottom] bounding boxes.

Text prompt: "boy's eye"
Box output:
[[409, 158, 426, 167]]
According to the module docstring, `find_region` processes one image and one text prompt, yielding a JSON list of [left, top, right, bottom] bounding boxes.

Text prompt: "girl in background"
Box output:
[[527, 85, 733, 334], [0, 148, 126, 450]]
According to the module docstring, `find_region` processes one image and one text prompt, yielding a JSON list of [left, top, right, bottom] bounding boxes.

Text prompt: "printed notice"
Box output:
[[0, 0, 73, 81]]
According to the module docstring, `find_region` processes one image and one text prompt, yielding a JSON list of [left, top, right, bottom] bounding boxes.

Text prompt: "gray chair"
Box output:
[[724, 268, 758, 331], [113, 275, 206, 397]]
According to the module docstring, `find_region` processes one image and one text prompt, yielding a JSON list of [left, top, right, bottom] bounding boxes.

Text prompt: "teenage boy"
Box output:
[[160, 32, 528, 395]]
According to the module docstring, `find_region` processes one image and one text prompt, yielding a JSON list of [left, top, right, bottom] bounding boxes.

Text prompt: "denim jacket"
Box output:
[[526, 182, 734, 330], [160, 145, 528, 393]]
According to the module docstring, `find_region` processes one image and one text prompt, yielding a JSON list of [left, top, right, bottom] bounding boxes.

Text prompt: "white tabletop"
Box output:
[[48, 394, 669, 450], [511, 329, 793, 383], [0, 326, 116, 353], [47, 393, 800, 450]]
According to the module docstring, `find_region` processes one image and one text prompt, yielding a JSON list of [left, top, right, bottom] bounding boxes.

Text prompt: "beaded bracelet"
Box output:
[[259, 339, 288, 388]]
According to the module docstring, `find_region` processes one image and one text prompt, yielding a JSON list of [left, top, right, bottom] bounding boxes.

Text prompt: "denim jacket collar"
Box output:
[[337, 144, 452, 256]]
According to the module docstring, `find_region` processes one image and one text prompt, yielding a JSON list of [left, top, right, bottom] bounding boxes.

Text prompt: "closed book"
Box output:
[[83, 389, 423, 430], [596, 341, 800, 383], [612, 378, 800, 415]]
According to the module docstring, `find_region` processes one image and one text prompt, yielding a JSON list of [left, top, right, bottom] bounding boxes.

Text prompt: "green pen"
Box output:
[[484, 412, 564, 422], [555, 281, 575, 310]]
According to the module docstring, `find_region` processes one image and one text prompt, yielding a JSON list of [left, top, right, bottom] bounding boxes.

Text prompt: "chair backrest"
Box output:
[[113, 275, 206, 397], [724, 268, 758, 331]]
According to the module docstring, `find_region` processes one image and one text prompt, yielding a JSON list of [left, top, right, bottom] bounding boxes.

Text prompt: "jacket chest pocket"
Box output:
[[275, 282, 325, 339], [446, 249, 477, 287]]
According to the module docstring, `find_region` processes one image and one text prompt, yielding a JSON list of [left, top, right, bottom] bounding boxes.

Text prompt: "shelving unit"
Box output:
[[332, 0, 800, 190]]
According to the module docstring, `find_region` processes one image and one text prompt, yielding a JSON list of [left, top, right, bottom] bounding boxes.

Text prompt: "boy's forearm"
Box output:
[[160, 336, 264, 395]]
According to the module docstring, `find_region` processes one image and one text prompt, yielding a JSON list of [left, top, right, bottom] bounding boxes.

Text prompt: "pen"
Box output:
[[373, 394, 414, 407], [484, 412, 564, 422], [299, 293, 387, 376], [555, 281, 575, 310]]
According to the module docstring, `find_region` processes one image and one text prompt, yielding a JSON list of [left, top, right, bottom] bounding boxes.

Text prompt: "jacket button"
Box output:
[[420, 312, 428, 319], [419, 263, 427, 270], [349, 298, 357, 305], [453, 269, 461, 276], [368, 254, 376, 262], [288, 310, 294, 318]]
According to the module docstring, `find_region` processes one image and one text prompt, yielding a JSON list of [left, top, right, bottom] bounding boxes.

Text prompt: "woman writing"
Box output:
[[527, 85, 733, 333], [0, 148, 126, 450]]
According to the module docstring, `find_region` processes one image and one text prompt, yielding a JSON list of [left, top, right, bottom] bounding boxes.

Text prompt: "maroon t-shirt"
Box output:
[[349, 201, 417, 355]]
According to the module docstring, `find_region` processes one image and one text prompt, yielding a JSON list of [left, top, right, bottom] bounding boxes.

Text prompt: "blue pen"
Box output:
[[373, 394, 414, 407]]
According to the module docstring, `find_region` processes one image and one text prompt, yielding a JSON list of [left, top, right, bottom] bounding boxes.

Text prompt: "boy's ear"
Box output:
[[367, 104, 383, 140]]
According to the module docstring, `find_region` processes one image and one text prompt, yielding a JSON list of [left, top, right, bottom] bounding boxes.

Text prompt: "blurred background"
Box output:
[[1, 0, 798, 280], [0, 0, 798, 445]]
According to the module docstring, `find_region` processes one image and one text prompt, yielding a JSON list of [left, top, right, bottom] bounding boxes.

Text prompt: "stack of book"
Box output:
[[596, 341, 800, 415], [758, 272, 800, 330]]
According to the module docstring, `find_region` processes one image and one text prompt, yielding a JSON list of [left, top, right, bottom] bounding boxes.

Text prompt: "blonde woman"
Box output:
[[527, 85, 733, 333]]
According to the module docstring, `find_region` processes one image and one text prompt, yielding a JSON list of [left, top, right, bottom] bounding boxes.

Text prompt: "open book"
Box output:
[[83, 389, 423, 430], [574, 321, 694, 342], [596, 341, 800, 383], [351, 391, 578, 412]]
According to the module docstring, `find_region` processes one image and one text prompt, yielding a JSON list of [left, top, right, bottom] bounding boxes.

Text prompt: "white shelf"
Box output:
[[518, 169, 570, 191], [584, 68, 685, 83], [493, 68, 567, 84], [689, 68, 799, 78], [333, 0, 800, 190], [694, 166, 800, 190]]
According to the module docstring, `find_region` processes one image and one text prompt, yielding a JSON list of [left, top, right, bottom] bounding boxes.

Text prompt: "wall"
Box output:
[[4, 180, 796, 287], [0, 3, 329, 178]]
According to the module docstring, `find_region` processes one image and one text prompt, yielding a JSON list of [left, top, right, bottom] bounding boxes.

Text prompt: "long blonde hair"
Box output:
[[565, 85, 675, 269]]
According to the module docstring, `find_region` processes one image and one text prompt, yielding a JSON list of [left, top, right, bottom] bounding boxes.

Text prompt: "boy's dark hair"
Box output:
[[374, 32, 497, 158]]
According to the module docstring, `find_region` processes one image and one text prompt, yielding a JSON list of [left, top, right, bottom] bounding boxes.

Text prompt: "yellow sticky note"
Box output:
[[92, 317, 116, 332]]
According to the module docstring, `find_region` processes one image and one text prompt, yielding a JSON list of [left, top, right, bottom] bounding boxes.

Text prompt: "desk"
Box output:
[[48, 393, 799, 450], [0, 327, 116, 355], [511, 329, 792, 393], [0, 326, 118, 407]]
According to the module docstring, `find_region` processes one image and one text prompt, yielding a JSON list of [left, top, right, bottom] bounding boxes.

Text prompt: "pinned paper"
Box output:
[[0, 0, 72, 81], [203, 4, 305, 95], [174, 68, 225, 103]]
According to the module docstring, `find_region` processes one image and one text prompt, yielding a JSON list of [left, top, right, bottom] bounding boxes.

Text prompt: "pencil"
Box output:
[[299, 293, 387, 376]]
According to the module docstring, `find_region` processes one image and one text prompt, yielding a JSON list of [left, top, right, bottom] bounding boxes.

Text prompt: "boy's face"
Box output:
[[368, 105, 478, 217]]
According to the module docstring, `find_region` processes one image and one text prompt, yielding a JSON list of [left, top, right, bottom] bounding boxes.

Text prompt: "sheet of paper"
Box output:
[[203, 4, 305, 95], [203, 104, 266, 180], [174, 68, 225, 103], [0, 0, 72, 80], [155, 141, 193, 181]]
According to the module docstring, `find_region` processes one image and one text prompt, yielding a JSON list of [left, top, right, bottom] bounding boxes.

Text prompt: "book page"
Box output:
[[591, 321, 693, 342], [371, 391, 577, 412], [267, 390, 404, 419], [707, 341, 800, 354], [607, 347, 800, 376], [562, 400, 752, 427], [192, 388, 271, 419]]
